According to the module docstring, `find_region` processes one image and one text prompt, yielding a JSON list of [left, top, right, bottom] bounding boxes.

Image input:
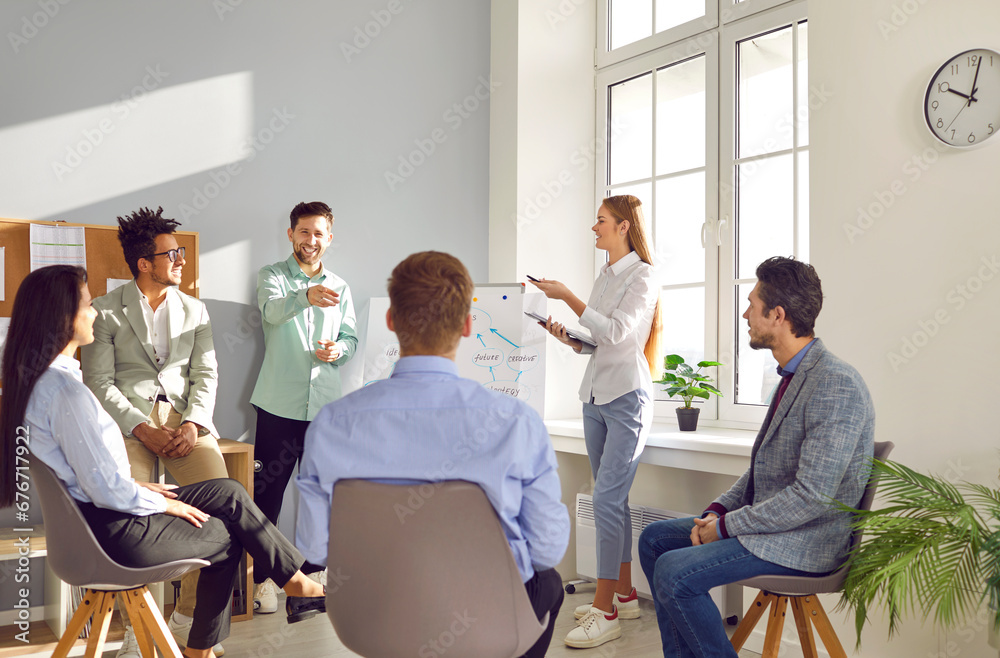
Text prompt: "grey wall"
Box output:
[[0, 0, 490, 443], [0, 0, 490, 615]]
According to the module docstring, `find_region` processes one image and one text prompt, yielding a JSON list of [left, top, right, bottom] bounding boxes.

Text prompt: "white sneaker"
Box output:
[[564, 605, 622, 648], [574, 587, 640, 620], [116, 626, 140, 658], [167, 611, 226, 655], [254, 578, 278, 614]]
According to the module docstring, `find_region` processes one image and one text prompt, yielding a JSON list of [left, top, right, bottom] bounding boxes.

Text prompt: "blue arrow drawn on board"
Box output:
[[516, 371, 522, 381], [477, 333, 486, 347], [489, 366, 496, 381], [490, 328, 519, 348]]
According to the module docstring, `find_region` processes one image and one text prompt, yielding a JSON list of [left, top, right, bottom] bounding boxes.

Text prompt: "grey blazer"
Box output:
[[714, 338, 875, 573], [81, 282, 219, 438]]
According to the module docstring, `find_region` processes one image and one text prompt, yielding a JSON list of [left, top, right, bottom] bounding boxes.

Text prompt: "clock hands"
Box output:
[[945, 101, 969, 132], [944, 57, 985, 132], [968, 56, 983, 106]]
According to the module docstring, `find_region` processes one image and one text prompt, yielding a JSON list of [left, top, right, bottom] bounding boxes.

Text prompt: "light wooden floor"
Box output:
[[11, 587, 762, 657]]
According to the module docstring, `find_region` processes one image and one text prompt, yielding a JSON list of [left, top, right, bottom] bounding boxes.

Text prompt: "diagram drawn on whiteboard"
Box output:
[[360, 285, 547, 417]]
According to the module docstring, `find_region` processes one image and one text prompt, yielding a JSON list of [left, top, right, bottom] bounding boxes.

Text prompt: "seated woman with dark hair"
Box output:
[[0, 265, 325, 658]]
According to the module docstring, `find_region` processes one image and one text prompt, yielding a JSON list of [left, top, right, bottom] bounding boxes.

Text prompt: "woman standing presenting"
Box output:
[[531, 194, 660, 650], [0, 266, 326, 658]]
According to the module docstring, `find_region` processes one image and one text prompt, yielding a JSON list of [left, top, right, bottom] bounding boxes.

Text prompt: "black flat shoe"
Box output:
[[286, 592, 326, 623]]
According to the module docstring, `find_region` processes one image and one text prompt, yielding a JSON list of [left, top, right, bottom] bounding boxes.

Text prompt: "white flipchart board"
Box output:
[[360, 284, 547, 417]]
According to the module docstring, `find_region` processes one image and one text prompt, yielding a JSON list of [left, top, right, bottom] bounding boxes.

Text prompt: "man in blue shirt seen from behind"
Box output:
[[296, 251, 569, 657]]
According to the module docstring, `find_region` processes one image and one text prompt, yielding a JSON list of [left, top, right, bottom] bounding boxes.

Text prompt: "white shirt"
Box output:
[[135, 280, 170, 367], [26, 355, 167, 515], [577, 250, 657, 405]]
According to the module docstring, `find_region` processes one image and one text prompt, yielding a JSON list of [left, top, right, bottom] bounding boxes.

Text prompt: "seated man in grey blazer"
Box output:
[[638, 256, 875, 657], [81, 207, 228, 658]]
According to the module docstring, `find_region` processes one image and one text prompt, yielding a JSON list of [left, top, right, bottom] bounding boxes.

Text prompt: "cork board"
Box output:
[[0, 217, 199, 316]]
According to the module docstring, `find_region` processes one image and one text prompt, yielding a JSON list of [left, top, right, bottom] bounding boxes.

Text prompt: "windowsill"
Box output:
[[545, 419, 755, 477]]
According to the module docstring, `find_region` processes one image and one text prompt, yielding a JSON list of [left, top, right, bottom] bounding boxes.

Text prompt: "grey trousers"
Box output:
[[582, 388, 652, 579]]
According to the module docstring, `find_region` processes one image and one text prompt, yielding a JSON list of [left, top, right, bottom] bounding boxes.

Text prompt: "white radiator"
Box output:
[[574, 493, 742, 623]]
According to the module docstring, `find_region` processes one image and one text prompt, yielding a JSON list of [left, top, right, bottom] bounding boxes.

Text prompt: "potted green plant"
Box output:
[[655, 354, 723, 431], [838, 459, 1000, 646]]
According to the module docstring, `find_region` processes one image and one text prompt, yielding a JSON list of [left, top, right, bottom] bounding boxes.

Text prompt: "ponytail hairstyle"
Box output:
[[0, 265, 87, 507], [602, 195, 662, 378]]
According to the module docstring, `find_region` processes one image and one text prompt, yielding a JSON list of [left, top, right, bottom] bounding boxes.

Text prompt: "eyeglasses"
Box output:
[[144, 247, 186, 262]]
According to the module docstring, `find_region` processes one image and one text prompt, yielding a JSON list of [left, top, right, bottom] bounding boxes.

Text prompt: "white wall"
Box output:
[[489, 0, 596, 423], [504, 0, 1000, 655], [811, 1, 1000, 655]]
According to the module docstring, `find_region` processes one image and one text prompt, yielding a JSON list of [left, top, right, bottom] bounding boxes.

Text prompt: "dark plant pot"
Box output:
[[676, 406, 700, 432]]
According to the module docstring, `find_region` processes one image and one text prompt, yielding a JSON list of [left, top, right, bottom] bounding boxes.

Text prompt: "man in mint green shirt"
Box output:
[[249, 201, 357, 609]]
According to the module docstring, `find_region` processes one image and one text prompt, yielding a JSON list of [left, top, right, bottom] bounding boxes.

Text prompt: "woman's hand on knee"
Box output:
[[165, 498, 211, 528]]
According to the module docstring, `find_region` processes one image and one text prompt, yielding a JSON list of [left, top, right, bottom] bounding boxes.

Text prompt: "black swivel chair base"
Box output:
[[54, 585, 184, 658]]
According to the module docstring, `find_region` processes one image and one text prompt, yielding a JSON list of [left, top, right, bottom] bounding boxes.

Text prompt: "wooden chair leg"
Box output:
[[731, 590, 773, 651], [800, 595, 847, 658], [761, 595, 788, 658], [790, 596, 819, 658], [83, 591, 116, 658], [123, 586, 185, 658], [52, 588, 102, 658], [126, 593, 156, 658]]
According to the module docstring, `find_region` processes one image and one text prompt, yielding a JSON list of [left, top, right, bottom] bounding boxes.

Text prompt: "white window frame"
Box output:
[[718, 3, 810, 423], [595, 0, 807, 429]]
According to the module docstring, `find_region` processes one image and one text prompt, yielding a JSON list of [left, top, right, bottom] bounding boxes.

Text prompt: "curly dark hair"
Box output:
[[116, 207, 181, 277], [755, 256, 823, 338]]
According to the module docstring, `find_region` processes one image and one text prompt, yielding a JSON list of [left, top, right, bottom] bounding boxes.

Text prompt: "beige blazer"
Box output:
[[81, 282, 219, 437]]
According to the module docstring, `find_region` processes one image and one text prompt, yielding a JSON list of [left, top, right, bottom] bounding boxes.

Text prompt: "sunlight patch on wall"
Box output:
[[0, 71, 254, 220]]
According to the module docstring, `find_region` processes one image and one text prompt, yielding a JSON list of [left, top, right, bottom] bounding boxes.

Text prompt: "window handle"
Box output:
[[716, 216, 729, 246], [701, 221, 709, 248]]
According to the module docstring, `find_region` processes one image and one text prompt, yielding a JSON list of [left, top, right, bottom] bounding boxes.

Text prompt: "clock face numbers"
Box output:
[[924, 48, 1000, 147]]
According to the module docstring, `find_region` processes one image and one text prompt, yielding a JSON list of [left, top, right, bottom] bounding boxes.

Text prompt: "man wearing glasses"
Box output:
[[82, 206, 228, 658]]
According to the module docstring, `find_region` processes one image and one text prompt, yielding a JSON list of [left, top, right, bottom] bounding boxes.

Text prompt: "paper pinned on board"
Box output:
[[107, 278, 131, 293], [30, 224, 86, 272], [0, 317, 10, 371]]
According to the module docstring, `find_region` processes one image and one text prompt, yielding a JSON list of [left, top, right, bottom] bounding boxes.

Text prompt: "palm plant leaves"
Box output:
[[838, 459, 1000, 646]]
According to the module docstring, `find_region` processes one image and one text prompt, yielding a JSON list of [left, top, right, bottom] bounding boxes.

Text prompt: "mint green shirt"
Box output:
[[250, 254, 358, 421]]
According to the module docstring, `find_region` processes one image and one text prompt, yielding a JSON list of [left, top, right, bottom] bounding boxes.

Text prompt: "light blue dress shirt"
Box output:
[[763, 338, 818, 405], [295, 356, 570, 582], [777, 338, 817, 378], [27, 355, 166, 515], [250, 254, 359, 421]]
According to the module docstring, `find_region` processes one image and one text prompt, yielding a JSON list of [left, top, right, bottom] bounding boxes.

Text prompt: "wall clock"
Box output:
[[924, 48, 1000, 147]]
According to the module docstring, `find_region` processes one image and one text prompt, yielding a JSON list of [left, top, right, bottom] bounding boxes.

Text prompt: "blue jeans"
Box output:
[[638, 517, 816, 658]]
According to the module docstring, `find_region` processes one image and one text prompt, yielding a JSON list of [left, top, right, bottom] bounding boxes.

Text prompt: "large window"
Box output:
[[597, 0, 808, 426]]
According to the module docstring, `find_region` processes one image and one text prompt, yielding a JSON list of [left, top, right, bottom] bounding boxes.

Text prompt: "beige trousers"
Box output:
[[121, 401, 228, 621]]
